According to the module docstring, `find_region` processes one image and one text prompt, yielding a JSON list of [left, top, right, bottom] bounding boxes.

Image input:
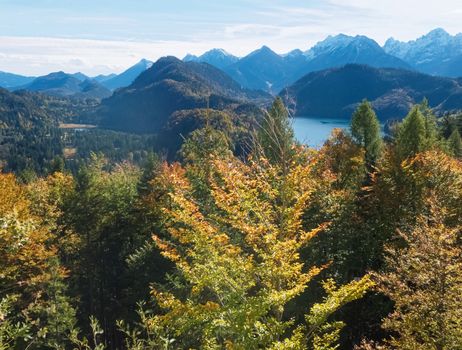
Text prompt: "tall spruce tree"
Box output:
[[419, 98, 439, 146], [396, 103, 443, 160], [350, 100, 382, 166], [448, 129, 462, 158], [396, 106, 427, 159]]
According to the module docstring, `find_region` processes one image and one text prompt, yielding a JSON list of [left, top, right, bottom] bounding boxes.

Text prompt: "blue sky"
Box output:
[[1, 0, 461, 75]]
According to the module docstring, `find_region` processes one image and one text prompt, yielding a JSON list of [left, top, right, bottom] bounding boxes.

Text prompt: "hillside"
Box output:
[[0, 89, 58, 128], [98, 56, 269, 134], [18, 72, 111, 99], [0, 71, 36, 89], [0, 88, 101, 172], [282, 64, 462, 120]]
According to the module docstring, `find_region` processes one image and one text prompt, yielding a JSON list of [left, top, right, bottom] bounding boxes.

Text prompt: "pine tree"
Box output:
[[419, 98, 439, 146], [350, 100, 382, 166], [395, 106, 427, 159], [448, 129, 462, 158], [395, 103, 444, 160], [65, 156, 143, 348]]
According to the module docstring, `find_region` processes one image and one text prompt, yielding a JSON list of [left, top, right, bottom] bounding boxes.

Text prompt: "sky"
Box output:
[[1, 0, 461, 76]]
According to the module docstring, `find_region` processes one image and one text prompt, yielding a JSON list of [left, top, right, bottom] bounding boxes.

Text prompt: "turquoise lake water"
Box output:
[[292, 117, 350, 147]]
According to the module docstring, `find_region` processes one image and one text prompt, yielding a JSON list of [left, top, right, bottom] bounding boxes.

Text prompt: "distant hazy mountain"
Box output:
[[222, 46, 299, 93], [281, 64, 462, 121], [304, 34, 411, 72], [70, 72, 90, 81], [183, 49, 239, 69], [384, 28, 462, 77], [439, 55, 462, 78], [77, 79, 112, 99], [19, 71, 111, 99], [0, 72, 35, 89], [101, 59, 153, 90], [202, 35, 410, 94], [92, 73, 117, 83], [98, 56, 269, 134]]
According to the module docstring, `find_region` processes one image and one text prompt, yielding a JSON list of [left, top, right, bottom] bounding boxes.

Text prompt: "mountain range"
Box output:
[[2, 28, 461, 98], [2, 53, 462, 163], [0, 59, 153, 98], [16, 72, 111, 99], [281, 64, 462, 121], [0, 28, 462, 95], [95, 59, 462, 144], [186, 35, 410, 93], [1, 28, 462, 134], [184, 28, 461, 93], [384, 28, 462, 77]]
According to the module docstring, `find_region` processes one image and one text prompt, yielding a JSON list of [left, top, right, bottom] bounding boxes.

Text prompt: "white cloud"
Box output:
[[0, 35, 291, 76], [1, 0, 462, 75], [325, 0, 462, 41], [224, 24, 282, 39]]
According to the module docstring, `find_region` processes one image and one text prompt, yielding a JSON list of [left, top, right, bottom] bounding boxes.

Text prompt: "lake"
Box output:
[[292, 117, 350, 147]]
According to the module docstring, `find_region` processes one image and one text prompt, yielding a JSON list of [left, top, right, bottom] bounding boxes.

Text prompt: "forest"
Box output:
[[1, 97, 462, 349]]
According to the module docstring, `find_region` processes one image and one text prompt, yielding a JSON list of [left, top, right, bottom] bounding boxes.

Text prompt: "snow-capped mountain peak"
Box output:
[[383, 28, 462, 75], [183, 49, 238, 69]]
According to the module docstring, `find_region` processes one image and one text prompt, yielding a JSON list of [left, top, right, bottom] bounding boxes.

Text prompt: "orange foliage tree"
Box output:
[[123, 146, 373, 349]]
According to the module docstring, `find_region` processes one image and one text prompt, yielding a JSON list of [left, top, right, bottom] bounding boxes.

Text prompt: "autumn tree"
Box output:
[[0, 173, 76, 349], [372, 150, 462, 235], [303, 129, 392, 348], [126, 144, 373, 349], [377, 202, 462, 349], [303, 129, 367, 281]]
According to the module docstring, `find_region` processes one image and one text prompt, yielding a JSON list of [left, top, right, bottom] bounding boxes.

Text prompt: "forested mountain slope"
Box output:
[[282, 64, 462, 120]]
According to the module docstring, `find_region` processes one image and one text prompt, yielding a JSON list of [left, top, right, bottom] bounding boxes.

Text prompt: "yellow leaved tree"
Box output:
[[123, 145, 373, 349], [0, 172, 76, 349]]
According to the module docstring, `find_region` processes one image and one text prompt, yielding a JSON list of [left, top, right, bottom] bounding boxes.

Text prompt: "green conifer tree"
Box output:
[[419, 98, 439, 147], [396, 106, 427, 159], [448, 129, 462, 158], [350, 100, 382, 166]]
